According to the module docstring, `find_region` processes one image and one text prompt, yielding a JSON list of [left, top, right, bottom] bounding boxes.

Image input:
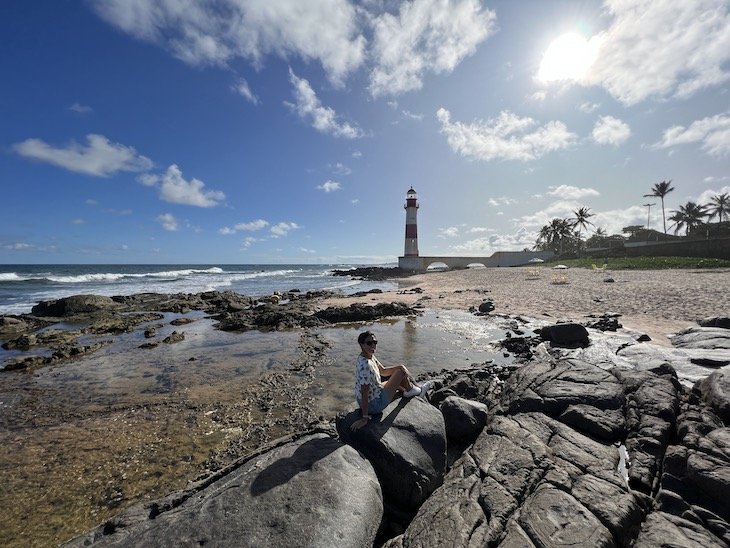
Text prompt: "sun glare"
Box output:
[[537, 32, 597, 83]]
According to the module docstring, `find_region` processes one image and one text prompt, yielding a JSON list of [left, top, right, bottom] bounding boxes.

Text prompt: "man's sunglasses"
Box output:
[[364, 340, 378, 346]]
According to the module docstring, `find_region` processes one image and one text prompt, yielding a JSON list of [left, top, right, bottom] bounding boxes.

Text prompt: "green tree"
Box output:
[[668, 201, 709, 235], [572, 207, 595, 256], [643, 180, 675, 235], [707, 193, 730, 223], [534, 218, 576, 255]]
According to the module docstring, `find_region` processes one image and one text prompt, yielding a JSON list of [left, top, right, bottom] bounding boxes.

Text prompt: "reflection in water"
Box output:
[[0, 308, 509, 547]]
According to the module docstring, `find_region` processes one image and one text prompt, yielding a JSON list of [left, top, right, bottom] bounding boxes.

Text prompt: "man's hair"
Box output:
[[357, 330, 375, 344]]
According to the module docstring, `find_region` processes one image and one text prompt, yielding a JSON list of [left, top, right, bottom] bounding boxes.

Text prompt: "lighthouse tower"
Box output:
[[403, 187, 419, 257]]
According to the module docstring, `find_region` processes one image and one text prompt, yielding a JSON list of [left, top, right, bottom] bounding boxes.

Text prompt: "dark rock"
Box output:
[[692, 369, 730, 424], [585, 314, 623, 332], [502, 359, 625, 416], [477, 300, 494, 314], [64, 431, 383, 548], [439, 396, 489, 443], [31, 294, 119, 317], [336, 397, 446, 512], [162, 331, 184, 344], [633, 511, 726, 547], [559, 403, 625, 442], [539, 322, 590, 346], [314, 302, 419, 324], [699, 316, 730, 329], [170, 317, 196, 326], [330, 266, 413, 280]]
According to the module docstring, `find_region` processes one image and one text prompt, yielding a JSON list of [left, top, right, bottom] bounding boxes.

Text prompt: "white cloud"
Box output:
[[488, 196, 517, 207], [402, 110, 424, 121], [696, 185, 730, 204], [439, 226, 460, 238], [579, 102, 600, 113], [329, 162, 352, 175], [530, 91, 547, 102], [351, 150, 362, 158], [143, 164, 225, 207], [286, 69, 363, 138], [231, 78, 259, 104], [368, 0, 497, 97], [71, 218, 85, 225], [653, 113, 730, 157], [270, 222, 300, 237], [241, 236, 258, 249], [69, 102, 93, 114], [582, 0, 730, 105], [317, 180, 342, 192], [12, 134, 153, 177], [85, 199, 98, 206], [299, 247, 316, 253], [592, 115, 631, 146], [90, 0, 366, 86], [219, 219, 270, 235], [436, 108, 577, 162], [157, 213, 179, 231], [449, 227, 534, 256], [469, 227, 489, 233], [546, 185, 600, 199]]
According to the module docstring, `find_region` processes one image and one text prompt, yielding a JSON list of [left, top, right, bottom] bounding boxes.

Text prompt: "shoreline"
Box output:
[[321, 266, 730, 346], [1, 265, 728, 546]]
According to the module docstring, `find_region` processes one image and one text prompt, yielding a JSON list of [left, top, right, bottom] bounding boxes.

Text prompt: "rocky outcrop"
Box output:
[[314, 302, 419, 324], [64, 429, 383, 547], [336, 397, 446, 513], [31, 295, 120, 317], [386, 357, 729, 547], [538, 322, 590, 347]]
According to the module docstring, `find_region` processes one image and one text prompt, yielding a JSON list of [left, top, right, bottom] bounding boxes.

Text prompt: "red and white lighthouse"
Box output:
[[403, 187, 419, 257]]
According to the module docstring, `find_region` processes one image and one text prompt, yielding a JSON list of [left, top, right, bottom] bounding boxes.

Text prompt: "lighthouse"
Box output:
[[403, 187, 419, 257]]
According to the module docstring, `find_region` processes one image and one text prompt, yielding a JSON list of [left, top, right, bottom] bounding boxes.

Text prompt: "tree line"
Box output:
[[533, 181, 730, 256]]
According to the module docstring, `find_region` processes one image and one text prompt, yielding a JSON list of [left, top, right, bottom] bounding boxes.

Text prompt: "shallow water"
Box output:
[[0, 308, 509, 547]]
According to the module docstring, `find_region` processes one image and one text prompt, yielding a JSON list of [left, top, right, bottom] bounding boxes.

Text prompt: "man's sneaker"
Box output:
[[403, 385, 422, 398], [418, 380, 434, 396]]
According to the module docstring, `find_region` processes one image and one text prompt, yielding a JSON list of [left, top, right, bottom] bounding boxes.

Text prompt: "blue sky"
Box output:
[[2, 0, 729, 264]]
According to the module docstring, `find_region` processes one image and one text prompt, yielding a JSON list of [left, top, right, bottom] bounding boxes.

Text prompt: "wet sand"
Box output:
[[321, 266, 730, 346]]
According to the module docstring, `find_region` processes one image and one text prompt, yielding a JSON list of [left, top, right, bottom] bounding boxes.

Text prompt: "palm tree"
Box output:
[[534, 218, 575, 255], [707, 193, 730, 223], [572, 207, 595, 255], [667, 201, 709, 235], [644, 180, 674, 235]]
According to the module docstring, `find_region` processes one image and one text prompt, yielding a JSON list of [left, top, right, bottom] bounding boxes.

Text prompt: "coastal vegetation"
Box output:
[[533, 181, 730, 259], [539, 256, 730, 270]]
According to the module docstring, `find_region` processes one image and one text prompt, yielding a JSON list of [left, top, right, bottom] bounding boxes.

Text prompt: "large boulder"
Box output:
[[692, 368, 730, 423], [671, 327, 730, 350], [539, 322, 589, 346], [64, 431, 383, 548], [439, 395, 489, 443], [336, 397, 446, 512], [31, 294, 119, 317], [633, 512, 727, 548], [501, 359, 625, 420], [384, 412, 643, 547]]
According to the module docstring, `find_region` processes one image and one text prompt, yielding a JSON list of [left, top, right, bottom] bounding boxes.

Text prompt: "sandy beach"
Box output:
[[2, 265, 728, 546], [322, 266, 730, 346]]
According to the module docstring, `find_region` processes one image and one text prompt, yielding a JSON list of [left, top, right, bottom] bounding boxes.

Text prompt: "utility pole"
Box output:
[[643, 203, 655, 230]]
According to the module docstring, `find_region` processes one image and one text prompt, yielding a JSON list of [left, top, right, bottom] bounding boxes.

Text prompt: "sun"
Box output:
[[537, 32, 597, 83]]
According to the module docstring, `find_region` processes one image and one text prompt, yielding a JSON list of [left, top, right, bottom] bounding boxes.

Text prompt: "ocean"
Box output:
[[0, 264, 398, 315]]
